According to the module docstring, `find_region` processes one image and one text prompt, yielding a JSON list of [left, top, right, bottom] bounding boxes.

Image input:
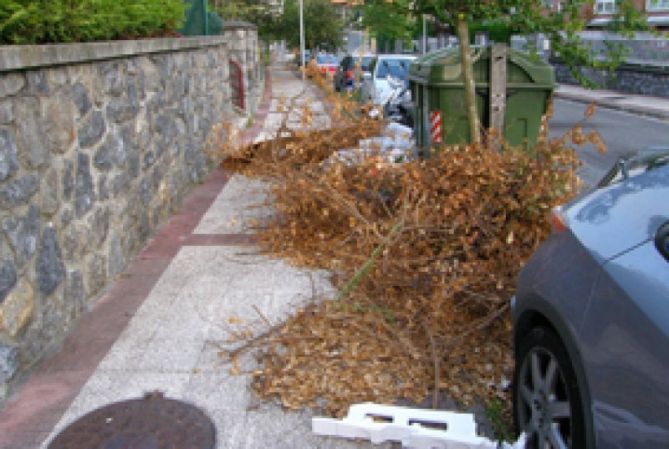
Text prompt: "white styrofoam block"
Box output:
[[312, 403, 527, 449], [346, 402, 477, 435]]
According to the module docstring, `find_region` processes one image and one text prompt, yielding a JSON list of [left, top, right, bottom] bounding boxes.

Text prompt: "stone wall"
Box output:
[[223, 22, 264, 113], [0, 33, 262, 401], [554, 62, 669, 98]]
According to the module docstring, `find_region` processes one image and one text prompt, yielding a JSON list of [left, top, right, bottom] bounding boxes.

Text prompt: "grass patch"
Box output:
[[485, 398, 515, 443]]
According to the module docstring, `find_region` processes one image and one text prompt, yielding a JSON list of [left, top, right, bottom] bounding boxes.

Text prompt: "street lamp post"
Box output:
[[422, 14, 427, 54], [299, 0, 305, 80]]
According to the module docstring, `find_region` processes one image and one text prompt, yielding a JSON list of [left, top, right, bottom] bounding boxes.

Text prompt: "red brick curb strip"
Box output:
[[0, 69, 274, 449]]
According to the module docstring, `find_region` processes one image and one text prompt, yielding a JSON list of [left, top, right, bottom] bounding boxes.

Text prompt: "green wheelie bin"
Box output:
[[409, 46, 555, 149]]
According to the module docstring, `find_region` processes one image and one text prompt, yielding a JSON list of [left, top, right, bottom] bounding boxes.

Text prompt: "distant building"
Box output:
[[330, 0, 362, 21], [266, 0, 284, 17], [592, 0, 669, 27], [544, 0, 669, 28]]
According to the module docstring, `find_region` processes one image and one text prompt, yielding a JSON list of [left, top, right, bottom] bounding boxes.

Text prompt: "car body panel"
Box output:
[[316, 54, 338, 75], [513, 230, 603, 446], [563, 162, 669, 263], [513, 158, 669, 448], [514, 230, 603, 338], [578, 241, 669, 448]]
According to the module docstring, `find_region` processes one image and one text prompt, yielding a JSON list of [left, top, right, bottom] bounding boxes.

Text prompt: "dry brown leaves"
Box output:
[[222, 123, 382, 173], [218, 69, 595, 418]]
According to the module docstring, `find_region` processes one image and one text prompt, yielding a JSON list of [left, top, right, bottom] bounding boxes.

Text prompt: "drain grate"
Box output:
[[48, 392, 215, 449]]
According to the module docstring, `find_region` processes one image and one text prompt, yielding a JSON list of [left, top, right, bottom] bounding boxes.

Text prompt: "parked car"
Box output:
[[512, 147, 669, 449], [295, 50, 311, 67], [359, 54, 416, 106], [315, 54, 338, 76], [333, 54, 375, 92]]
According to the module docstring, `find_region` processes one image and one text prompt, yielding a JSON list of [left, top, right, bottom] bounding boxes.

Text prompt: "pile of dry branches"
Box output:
[[220, 70, 601, 418]]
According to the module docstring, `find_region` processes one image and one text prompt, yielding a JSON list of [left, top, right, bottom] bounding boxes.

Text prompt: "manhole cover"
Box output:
[[48, 392, 215, 449]]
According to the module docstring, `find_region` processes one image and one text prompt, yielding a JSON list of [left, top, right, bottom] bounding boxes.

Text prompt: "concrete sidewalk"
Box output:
[[555, 84, 669, 120], [0, 63, 387, 449]]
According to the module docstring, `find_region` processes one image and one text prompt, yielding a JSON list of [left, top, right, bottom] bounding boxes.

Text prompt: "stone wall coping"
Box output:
[[619, 61, 669, 73], [551, 56, 669, 72], [0, 36, 229, 73], [222, 21, 257, 30]]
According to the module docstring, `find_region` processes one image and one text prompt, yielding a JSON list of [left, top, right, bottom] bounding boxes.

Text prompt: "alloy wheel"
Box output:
[[517, 347, 573, 449]]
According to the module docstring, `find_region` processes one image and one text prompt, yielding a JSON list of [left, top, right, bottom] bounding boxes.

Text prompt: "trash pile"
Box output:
[[219, 74, 600, 425], [327, 122, 416, 167]]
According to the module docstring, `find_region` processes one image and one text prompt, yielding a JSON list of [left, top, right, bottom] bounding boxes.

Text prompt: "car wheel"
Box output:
[[514, 327, 588, 449]]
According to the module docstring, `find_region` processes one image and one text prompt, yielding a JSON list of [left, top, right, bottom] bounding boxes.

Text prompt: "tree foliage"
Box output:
[[360, 0, 416, 46], [210, 0, 278, 41], [411, 0, 650, 86], [276, 0, 343, 51], [0, 0, 185, 45]]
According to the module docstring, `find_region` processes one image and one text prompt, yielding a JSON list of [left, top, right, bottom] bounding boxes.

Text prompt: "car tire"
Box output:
[[513, 326, 589, 449]]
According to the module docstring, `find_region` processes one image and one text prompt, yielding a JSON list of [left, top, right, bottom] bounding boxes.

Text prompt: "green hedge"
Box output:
[[0, 0, 186, 45]]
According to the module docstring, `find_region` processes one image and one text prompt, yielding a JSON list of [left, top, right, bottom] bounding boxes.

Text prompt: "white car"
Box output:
[[360, 54, 416, 106]]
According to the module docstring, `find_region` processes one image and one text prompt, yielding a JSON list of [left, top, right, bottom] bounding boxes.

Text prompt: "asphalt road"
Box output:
[[549, 99, 669, 187]]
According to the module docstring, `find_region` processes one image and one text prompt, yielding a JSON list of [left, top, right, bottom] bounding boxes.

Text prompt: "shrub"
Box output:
[[0, 0, 186, 45]]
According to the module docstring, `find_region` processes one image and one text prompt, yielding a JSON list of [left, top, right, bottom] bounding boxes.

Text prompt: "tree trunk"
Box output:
[[456, 18, 480, 145]]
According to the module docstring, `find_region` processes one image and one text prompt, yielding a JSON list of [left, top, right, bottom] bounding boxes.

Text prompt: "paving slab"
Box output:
[[254, 66, 331, 142], [194, 175, 273, 235]]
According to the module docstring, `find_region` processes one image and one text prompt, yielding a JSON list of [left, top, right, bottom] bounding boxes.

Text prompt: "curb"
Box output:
[[554, 91, 669, 121]]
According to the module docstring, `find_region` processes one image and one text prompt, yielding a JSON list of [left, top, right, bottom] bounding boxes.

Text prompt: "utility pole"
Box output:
[[422, 14, 427, 54], [299, 0, 305, 80]]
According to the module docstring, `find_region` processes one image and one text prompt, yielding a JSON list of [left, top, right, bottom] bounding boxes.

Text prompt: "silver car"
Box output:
[[359, 54, 416, 106], [512, 147, 669, 448]]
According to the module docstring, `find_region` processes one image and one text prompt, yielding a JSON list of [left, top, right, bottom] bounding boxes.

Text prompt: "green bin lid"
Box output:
[[409, 46, 554, 89]]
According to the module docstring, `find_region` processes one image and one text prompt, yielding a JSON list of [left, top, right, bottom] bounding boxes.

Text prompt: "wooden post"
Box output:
[[489, 43, 507, 152]]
